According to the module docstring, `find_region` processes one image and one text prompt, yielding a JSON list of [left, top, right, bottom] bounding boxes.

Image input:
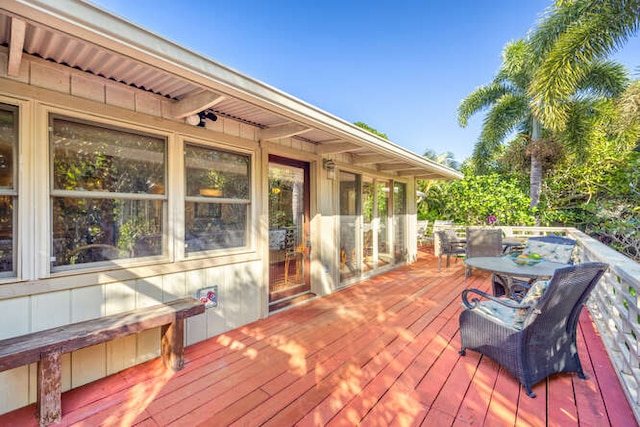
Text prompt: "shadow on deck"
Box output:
[[1, 249, 636, 426]]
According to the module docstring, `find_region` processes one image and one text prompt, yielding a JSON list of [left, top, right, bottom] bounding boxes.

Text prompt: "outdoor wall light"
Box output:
[[186, 111, 218, 127], [197, 111, 218, 127], [185, 114, 200, 126], [323, 159, 336, 180]]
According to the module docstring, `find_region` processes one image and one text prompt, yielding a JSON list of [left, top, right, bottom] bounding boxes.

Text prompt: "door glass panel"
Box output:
[[339, 171, 360, 283], [361, 177, 374, 273], [393, 182, 407, 263], [377, 180, 391, 266], [268, 160, 309, 302]]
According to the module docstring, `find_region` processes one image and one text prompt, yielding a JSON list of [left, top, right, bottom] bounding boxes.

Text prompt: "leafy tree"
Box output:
[[354, 122, 389, 140], [417, 174, 536, 226], [540, 136, 640, 260]]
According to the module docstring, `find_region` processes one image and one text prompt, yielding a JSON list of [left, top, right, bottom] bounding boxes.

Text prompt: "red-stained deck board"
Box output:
[[453, 356, 501, 426], [515, 380, 548, 427], [0, 249, 637, 427], [483, 366, 521, 426], [356, 313, 454, 426], [573, 315, 610, 426], [310, 276, 470, 425], [579, 311, 636, 427], [547, 373, 580, 426]]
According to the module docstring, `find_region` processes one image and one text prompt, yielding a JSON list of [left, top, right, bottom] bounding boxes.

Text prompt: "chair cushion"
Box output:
[[524, 240, 574, 264], [473, 299, 519, 329], [513, 280, 550, 329]]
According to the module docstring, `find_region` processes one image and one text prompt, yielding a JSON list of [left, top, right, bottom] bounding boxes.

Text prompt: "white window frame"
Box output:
[[181, 139, 253, 259], [44, 110, 170, 274]]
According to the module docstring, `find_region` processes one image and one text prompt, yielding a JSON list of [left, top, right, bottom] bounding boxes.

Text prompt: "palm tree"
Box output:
[[423, 149, 461, 170], [458, 38, 628, 208], [529, 0, 640, 130]]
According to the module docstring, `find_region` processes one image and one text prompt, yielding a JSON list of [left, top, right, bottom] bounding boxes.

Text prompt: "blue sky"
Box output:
[[91, 1, 639, 163]]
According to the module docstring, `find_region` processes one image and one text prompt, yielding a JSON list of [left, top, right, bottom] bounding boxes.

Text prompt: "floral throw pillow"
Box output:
[[513, 280, 550, 329], [524, 241, 574, 264]]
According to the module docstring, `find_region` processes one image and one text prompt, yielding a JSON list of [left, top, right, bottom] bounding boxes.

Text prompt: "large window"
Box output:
[[184, 143, 250, 254], [0, 104, 17, 276], [50, 117, 166, 269]]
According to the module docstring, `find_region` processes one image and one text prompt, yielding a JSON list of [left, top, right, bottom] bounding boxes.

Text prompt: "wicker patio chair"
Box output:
[[465, 228, 503, 278], [492, 234, 577, 298], [435, 230, 466, 270], [459, 262, 608, 397]]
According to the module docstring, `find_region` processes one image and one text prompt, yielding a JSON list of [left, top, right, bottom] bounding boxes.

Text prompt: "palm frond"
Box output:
[[530, 0, 640, 130], [496, 40, 535, 87], [480, 93, 530, 146], [458, 83, 510, 127], [529, 0, 590, 58], [471, 93, 530, 170], [575, 60, 630, 98], [556, 99, 598, 159]]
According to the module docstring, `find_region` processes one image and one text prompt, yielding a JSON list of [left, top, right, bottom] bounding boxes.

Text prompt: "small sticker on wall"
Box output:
[[197, 286, 218, 308]]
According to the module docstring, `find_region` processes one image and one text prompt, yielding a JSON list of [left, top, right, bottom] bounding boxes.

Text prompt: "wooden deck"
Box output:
[[1, 249, 637, 426]]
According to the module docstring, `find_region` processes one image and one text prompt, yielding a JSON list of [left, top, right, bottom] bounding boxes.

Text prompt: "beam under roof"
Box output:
[[316, 142, 359, 155], [7, 17, 25, 77], [170, 91, 225, 119], [261, 122, 312, 141], [352, 154, 394, 165]]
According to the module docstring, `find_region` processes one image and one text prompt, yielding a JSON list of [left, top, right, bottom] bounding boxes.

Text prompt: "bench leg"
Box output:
[[161, 320, 185, 371], [37, 350, 62, 426]]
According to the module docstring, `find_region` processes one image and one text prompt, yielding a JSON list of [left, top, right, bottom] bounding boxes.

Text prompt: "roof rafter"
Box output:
[[377, 163, 411, 171], [8, 17, 26, 77], [316, 141, 359, 155], [352, 154, 393, 165], [397, 169, 428, 176], [260, 122, 312, 141], [170, 90, 225, 119]]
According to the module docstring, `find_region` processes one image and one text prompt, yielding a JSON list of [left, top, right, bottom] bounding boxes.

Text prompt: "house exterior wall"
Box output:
[[0, 46, 416, 414]]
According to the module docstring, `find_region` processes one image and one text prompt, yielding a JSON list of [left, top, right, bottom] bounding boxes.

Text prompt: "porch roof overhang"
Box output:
[[0, 0, 461, 180]]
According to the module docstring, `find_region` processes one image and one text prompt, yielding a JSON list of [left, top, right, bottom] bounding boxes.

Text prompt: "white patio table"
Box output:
[[464, 256, 566, 297]]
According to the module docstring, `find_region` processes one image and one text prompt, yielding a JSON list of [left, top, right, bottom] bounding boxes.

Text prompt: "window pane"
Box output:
[[0, 196, 13, 273], [52, 198, 163, 267], [185, 202, 247, 252], [0, 104, 17, 275], [185, 144, 249, 199], [0, 108, 16, 189], [52, 118, 165, 194]]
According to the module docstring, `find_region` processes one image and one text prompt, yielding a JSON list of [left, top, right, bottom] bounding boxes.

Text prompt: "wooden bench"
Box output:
[[0, 297, 204, 426]]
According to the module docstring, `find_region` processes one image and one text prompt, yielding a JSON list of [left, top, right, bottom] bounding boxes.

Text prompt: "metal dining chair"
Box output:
[[465, 228, 503, 278], [435, 230, 466, 270]]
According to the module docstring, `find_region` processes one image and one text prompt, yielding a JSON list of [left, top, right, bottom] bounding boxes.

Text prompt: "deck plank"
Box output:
[[0, 249, 637, 427]]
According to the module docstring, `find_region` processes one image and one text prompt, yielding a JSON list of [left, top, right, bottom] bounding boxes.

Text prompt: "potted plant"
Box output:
[[199, 170, 225, 197]]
